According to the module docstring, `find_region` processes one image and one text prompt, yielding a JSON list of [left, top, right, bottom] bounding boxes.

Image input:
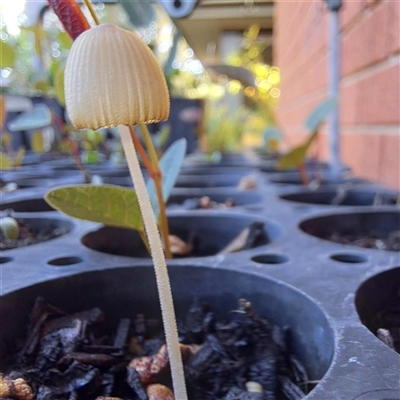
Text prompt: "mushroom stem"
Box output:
[[118, 124, 187, 399]]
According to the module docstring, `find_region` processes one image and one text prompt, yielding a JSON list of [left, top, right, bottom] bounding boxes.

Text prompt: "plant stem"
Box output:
[[139, 123, 160, 169], [118, 125, 187, 399], [128, 126, 159, 179], [138, 230, 151, 255], [83, 0, 101, 25], [139, 123, 172, 259], [129, 126, 171, 258], [298, 163, 310, 186]]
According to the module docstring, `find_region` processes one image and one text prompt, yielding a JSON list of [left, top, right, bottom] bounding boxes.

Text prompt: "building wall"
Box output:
[[273, 0, 399, 189]]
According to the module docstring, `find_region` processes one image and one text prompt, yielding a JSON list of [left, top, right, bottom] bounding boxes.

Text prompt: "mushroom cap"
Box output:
[[64, 23, 170, 130]]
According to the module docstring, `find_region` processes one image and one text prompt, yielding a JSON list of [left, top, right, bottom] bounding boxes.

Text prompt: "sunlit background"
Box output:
[[1, 0, 281, 152], [0, 0, 26, 35]]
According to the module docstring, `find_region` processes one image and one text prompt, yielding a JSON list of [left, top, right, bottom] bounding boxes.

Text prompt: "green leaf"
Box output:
[[49, 58, 62, 80], [54, 66, 66, 106], [8, 104, 51, 131], [0, 41, 16, 68], [33, 79, 51, 93], [0, 217, 19, 240], [45, 185, 144, 231], [14, 146, 26, 167], [57, 31, 72, 51], [277, 131, 318, 170], [163, 32, 181, 77], [0, 153, 13, 170], [1, 133, 11, 146], [119, 0, 155, 28], [32, 131, 44, 153], [277, 145, 308, 170], [263, 126, 282, 144], [0, 96, 6, 129], [147, 138, 187, 216], [304, 97, 338, 133], [207, 65, 256, 88]]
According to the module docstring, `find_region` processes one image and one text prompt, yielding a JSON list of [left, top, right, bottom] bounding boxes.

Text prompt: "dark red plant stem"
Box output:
[[129, 126, 161, 180], [298, 163, 310, 186], [47, 0, 90, 40]]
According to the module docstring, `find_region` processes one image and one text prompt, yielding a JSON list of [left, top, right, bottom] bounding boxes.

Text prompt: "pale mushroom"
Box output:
[[64, 23, 186, 399]]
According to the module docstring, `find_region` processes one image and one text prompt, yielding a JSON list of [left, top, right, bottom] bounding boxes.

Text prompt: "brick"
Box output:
[[273, 0, 399, 191], [386, 1, 400, 54], [340, 1, 364, 29], [340, 61, 399, 125], [341, 1, 400, 76], [280, 54, 328, 104], [275, 1, 327, 69], [355, 63, 399, 125], [340, 132, 400, 189], [379, 134, 400, 189], [277, 91, 328, 127], [341, 134, 361, 175], [341, 133, 381, 182]]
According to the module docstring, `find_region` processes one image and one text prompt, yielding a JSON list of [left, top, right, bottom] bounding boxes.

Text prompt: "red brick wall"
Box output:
[[273, 0, 399, 189]]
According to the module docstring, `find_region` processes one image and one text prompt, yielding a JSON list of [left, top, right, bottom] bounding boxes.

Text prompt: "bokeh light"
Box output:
[[0, 0, 26, 35]]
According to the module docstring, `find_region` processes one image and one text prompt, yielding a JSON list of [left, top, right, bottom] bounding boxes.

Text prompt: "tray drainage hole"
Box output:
[[48, 256, 83, 267], [330, 253, 367, 264], [252, 254, 290, 265], [0, 256, 13, 264]]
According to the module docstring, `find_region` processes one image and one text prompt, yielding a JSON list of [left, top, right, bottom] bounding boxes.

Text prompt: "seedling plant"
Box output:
[[43, 0, 188, 397]]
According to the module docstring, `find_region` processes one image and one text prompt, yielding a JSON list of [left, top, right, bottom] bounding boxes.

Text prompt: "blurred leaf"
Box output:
[[267, 138, 280, 153], [119, 0, 155, 28], [204, 106, 245, 154], [54, 66, 66, 106], [305, 97, 338, 132], [207, 65, 256, 88], [14, 146, 26, 167], [33, 78, 51, 93], [87, 130, 105, 146], [209, 150, 222, 163], [158, 125, 170, 148], [32, 131, 44, 153], [82, 150, 99, 164], [0, 153, 13, 170], [49, 58, 62, 80], [82, 140, 92, 151], [244, 24, 260, 43], [0, 96, 6, 129], [57, 31, 72, 50], [8, 104, 52, 131], [163, 32, 181, 77], [0, 216, 20, 240], [22, 25, 45, 60], [45, 185, 144, 231], [147, 138, 187, 216], [1, 133, 11, 146], [277, 131, 318, 170], [59, 139, 74, 154], [0, 41, 16, 68], [263, 126, 282, 144]]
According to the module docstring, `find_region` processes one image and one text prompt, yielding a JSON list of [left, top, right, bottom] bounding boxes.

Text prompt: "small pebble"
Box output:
[[245, 381, 263, 393]]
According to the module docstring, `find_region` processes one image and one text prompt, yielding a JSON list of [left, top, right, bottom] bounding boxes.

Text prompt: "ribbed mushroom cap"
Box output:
[[64, 23, 170, 130]]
